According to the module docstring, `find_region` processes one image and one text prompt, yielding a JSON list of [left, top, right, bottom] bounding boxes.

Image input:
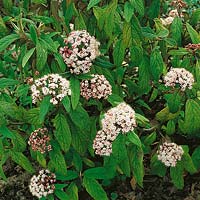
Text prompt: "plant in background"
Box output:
[[0, 0, 200, 199]]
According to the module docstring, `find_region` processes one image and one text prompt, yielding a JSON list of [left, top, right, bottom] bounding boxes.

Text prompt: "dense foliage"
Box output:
[[0, 0, 200, 199]]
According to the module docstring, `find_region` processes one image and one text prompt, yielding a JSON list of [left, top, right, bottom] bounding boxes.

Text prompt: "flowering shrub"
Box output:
[[0, 0, 200, 199]]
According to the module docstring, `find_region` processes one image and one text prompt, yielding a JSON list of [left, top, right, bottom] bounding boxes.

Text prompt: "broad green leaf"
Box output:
[[192, 146, 200, 170], [22, 48, 35, 68], [36, 41, 47, 71], [29, 24, 38, 44], [170, 162, 184, 189], [186, 23, 200, 44], [53, 114, 71, 152], [84, 167, 115, 180], [130, 0, 144, 16], [171, 17, 182, 46], [107, 94, 123, 106], [87, 0, 101, 10], [147, 0, 160, 19], [166, 120, 175, 135], [141, 27, 157, 39], [25, 108, 41, 126], [165, 92, 181, 113], [62, 96, 71, 113], [0, 78, 19, 89], [0, 126, 15, 139], [131, 15, 143, 42], [56, 170, 79, 181], [144, 132, 157, 146], [66, 183, 78, 200], [179, 99, 200, 135], [190, 8, 200, 26], [73, 151, 83, 172], [124, 2, 134, 22], [168, 48, 189, 56], [36, 152, 46, 168], [113, 39, 126, 67], [39, 96, 51, 123], [0, 34, 19, 52], [150, 155, 167, 177], [182, 153, 197, 174], [127, 132, 141, 147], [49, 147, 67, 176], [55, 189, 70, 200], [70, 77, 80, 110], [12, 131, 26, 152], [130, 44, 143, 66], [10, 151, 35, 173], [150, 48, 164, 81], [83, 177, 108, 200], [54, 53, 66, 72], [130, 146, 144, 187], [69, 105, 90, 132]]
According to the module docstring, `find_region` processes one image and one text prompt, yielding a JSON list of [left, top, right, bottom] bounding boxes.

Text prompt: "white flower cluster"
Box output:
[[80, 74, 112, 100], [31, 73, 71, 105], [157, 142, 184, 167], [59, 30, 100, 74], [29, 169, 56, 199], [164, 68, 194, 91], [93, 102, 137, 156], [28, 128, 52, 154], [160, 9, 183, 26]]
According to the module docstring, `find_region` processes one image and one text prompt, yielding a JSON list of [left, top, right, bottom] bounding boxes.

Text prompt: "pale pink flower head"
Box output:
[[160, 17, 174, 26], [157, 142, 184, 167], [31, 73, 71, 105], [29, 169, 56, 199], [80, 74, 112, 100], [28, 128, 52, 154], [59, 30, 100, 74], [164, 68, 194, 91]]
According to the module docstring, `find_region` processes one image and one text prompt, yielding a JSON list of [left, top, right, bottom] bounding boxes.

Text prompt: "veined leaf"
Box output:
[[0, 78, 19, 89], [22, 48, 35, 68], [87, 0, 101, 10], [127, 132, 141, 147], [0, 34, 19, 52], [53, 114, 71, 152], [83, 176, 108, 200], [10, 151, 35, 173], [70, 77, 80, 110], [113, 39, 126, 67], [36, 41, 47, 71], [66, 183, 79, 200], [39, 96, 51, 123], [186, 23, 200, 44]]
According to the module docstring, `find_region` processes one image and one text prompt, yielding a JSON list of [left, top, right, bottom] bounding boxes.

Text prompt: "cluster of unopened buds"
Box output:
[[164, 67, 194, 91], [80, 74, 112, 100], [93, 102, 137, 156], [31, 73, 71, 105], [160, 9, 184, 26], [185, 43, 200, 52], [29, 169, 56, 199], [157, 142, 184, 167], [60, 30, 100, 74], [28, 128, 52, 154]]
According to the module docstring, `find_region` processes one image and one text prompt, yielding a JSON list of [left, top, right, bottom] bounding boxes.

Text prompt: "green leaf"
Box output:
[[54, 53, 66, 72], [165, 92, 181, 113], [170, 162, 184, 189], [36, 41, 47, 71], [166, 120, 175, 135], [36, 152, 46, 168], [124, 2, 134, 22], [179, 99, 200, 135], [56, 170, 79, 181], [49, 147, 67, 176], [29, 24, 38, 44], [55, 189, 70, 200], [113, 39, 126, 67], [127, 132, 142, 147], [70, 77, 80, 110], [144, 132, 157, 145], [0, 34, 19, 52], [0, 126, 15, 139], [84, 167, 115, 180], [171, 17, 182, 46], [83, 177, 108, 200], [69, 105, 90, 132], [53, 114, 71, 152], [12, 131, 26, 152], [168, 48, 189, 56], [107, 94, 123, 106], [22, 48, 35, 68], [66, 183, 79, 200], [192, 146, 200, 170], [39, 96, 51, 123], [0, 78, 19, 89], [62, 96, 71, 113], [130, 0, 144, 16], [182, 152, 197, 174], [130, 146, 144, 187], [186, 23, 200, 44], [150, 155, 167, 177], [87, 0, 101, 10], [25, 108, 41, 126], [150, 48, 164, 81], [130, 43, 143, 66], [10, 151, 35, 173]]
